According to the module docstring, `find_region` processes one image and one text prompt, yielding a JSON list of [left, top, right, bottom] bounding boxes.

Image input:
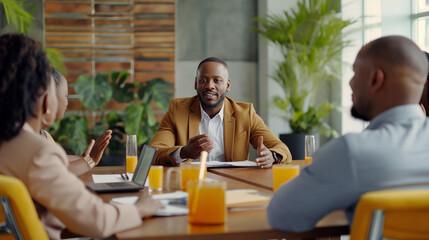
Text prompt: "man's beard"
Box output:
[[351, 106, 370, 121], [198, 92, 226, 109]]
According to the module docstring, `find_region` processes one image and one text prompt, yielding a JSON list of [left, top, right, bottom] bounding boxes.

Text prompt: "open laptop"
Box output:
[[86, 145, 157, 193]]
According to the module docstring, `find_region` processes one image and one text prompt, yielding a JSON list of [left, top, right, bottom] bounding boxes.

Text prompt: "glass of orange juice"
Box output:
[[148, 165, 163, 192], [126, 135, 138, 173], [305, 135, 316, 165], [272, 164, 300, 191], [180, 163, 206, 190], [166, 163, 207, 191], [187, 179, 226, 225]]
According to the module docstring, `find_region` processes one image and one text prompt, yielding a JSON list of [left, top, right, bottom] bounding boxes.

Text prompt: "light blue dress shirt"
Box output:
[[268, 104, 429, 232]]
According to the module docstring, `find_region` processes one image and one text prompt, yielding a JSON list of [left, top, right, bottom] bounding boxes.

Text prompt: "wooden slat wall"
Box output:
[[44, 0, 175, 111]]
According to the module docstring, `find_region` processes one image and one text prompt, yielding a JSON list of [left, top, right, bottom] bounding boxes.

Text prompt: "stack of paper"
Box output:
[[226, 189, 271, 208], [189, 160, 257, 168]]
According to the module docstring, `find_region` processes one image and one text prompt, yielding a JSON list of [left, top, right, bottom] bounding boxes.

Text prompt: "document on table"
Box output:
[[189, 160, 257, 168], [226, 189, 271, 208], [92, 174, 148, 186], [111, 191, 189, 216]]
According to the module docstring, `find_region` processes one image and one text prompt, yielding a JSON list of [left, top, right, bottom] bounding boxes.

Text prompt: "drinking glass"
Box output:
[[165, 163, 207, 191], [272, 164, 300, 191], [305, 135, 316, 165], [148, 166, 163, 192], [187, 179, 226, 225], [126, 135, 138, 173]]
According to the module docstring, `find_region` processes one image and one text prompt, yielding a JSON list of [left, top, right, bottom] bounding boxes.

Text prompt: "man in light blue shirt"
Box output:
[[268, 35, 429, 232]]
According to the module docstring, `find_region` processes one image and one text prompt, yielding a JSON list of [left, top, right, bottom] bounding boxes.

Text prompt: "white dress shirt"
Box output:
[[198, 103, 225, 162], [173, 103, 225, 163]]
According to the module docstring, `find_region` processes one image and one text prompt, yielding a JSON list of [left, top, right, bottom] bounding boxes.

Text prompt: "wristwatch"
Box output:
[[271, 151, 281, 164], [83, 155, 95, 168]]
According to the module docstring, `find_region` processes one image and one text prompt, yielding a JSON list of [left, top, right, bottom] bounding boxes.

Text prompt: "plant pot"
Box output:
[[279, 133, 319, 160]]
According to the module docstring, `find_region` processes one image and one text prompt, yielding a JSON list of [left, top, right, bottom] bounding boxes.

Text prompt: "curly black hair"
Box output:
[[0, 34, 50, 143]]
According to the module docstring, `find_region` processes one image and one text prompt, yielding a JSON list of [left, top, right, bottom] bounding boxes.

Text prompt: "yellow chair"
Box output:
[[0, 174, 48, 240], [350, 190, 429, 240]]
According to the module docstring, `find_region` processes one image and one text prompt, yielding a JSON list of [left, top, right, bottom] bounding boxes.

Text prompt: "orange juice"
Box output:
[[305, 157, 312, 165], [272, 164, 300, 191], [148, 166, 163, 191], [126, 156, 138, 173], [180, 163, 206, 190], [187, 179, 226, 224], [187, 223, 226, 233]]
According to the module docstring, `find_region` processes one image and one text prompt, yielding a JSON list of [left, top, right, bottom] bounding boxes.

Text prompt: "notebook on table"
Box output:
[[86, 145, 157, 193]]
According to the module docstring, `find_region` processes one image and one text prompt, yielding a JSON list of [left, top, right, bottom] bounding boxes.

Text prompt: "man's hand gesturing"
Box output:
[[180, 134, 214, 159]]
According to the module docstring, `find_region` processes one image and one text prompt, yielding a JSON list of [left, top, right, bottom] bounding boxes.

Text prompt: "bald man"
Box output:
[[268, 36, 429, 232], [419, 52, 429, 115]]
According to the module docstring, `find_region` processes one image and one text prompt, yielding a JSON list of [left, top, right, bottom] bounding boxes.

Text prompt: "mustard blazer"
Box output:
[[150, 96, 292, 166]]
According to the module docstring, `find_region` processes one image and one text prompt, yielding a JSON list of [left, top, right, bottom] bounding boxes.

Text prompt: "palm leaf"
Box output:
[[0, 0, 33, 34]]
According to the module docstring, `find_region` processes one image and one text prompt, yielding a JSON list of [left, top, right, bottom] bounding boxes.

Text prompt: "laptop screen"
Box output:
[[132, 145, 157, 186]]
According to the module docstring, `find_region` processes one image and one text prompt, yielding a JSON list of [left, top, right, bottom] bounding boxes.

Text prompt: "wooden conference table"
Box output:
[[78, 160, 349, 240]]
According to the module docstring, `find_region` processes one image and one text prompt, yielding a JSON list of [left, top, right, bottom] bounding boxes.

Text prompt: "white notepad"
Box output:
[[111, 191, 189, 216]]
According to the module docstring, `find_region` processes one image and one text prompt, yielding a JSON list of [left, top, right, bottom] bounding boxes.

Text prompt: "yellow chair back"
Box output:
[[351, 190, 429, 240], [0, 174, 48, 240]]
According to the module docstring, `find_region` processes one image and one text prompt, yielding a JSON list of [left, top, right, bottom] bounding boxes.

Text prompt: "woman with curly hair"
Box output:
[[0, 34, 163, 239]]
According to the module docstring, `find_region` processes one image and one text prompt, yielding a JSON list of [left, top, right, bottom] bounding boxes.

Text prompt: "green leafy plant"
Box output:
[[0, 0, 33, 34], [0, 0, 66, 73], [254, 0, 355, 138], [50, 71, 173, 155]]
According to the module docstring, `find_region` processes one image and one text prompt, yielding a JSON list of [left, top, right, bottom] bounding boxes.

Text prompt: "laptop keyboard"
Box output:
[[106, 182, 135, 188]]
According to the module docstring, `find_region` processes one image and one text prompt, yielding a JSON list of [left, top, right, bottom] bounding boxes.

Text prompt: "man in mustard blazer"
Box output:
[[150, 57, 291, 167]]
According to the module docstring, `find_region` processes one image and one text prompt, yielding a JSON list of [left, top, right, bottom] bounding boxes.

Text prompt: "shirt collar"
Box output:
[[367, 104, 425, 130], [200, 102, 225, 121]]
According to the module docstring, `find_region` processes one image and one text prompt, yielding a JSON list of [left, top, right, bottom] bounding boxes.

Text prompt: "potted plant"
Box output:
[[49, 71, 173, 165], [254, 0, 355, 159]]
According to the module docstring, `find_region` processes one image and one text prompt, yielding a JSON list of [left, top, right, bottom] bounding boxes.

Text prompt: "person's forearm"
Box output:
[[68, 155, 90, 176], [68, 155, 83, 162]]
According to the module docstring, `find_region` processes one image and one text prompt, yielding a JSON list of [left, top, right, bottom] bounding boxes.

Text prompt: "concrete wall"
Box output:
[[176, 0, 258, 106], [176, 0, 259, 158]]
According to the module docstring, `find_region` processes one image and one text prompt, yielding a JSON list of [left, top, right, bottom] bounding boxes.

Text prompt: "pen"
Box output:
[[120, 173, 129, 181]]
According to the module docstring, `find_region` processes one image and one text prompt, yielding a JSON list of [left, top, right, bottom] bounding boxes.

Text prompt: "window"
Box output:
[[413, 0, 429, 52]]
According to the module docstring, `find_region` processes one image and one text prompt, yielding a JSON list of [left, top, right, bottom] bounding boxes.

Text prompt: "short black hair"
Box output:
[[51, 67, 65, 87], [0, 34, 50, 143], [197, 57, 228, 71], [424, 51, 429, 103]]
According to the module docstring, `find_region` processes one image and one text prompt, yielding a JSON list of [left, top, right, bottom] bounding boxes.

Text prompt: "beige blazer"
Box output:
[[0, 124, 142, 239], [150, 96, 292, 166]]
